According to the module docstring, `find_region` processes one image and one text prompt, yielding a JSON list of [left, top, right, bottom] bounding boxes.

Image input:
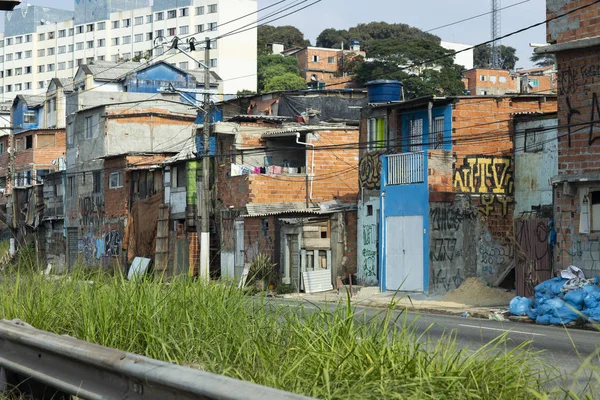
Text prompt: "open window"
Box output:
[[25, 135, 33, 149], [264, 134, 307, 174], [367, 117, 387, 151]]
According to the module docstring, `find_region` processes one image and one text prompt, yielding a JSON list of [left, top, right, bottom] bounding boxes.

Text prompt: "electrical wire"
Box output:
[[324, 0, 600, 88]]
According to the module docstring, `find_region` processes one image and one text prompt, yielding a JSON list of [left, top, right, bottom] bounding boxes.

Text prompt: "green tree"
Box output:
[[316, 28, 349, 48], [530, 52, 555, 67], [257, 54, 303, 92], [257, 25, 310, 55], [353, 38, 465, 98], [316, 22, 440, 53], [263, 73, 307, 92], [474, 44, 519, 70]]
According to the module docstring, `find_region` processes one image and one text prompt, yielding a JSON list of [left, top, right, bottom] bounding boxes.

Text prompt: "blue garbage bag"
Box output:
[[526, 307, 538, 321], [536, 314, 552, 325], [535, 276, 563, 293], [564, 289, 586, 310], [550, 280, 567, 296], [553, 303, 583, 323], [584, 294, 599, 310], [584, 306, 600, 322], [510, 296, 533, 316]]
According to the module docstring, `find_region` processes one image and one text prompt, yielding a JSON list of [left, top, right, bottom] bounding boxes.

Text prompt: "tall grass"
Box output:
[[0, 265, 556, 400]]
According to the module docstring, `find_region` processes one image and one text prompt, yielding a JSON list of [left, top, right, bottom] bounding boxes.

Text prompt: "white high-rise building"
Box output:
[[0, 0, 257, 100]]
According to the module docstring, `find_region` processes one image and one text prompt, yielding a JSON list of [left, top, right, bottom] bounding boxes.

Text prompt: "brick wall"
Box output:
[[13, 129, 66, 183], [243, 216, 277, 263], [346, 210, 357, 275], [104, 157, 129, 220], [546, 0, 600, 45], [463, 69, 517, 95], [219, 129, 359, 209], [550, 20, 600, 272]]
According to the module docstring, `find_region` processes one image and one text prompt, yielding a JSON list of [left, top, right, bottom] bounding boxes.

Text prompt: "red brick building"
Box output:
[[282, 46, 366, 89], [536, 1, 600, 275], [215, 116, 359, 291]]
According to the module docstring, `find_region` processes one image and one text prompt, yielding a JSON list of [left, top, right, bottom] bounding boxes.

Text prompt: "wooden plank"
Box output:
[[303, 238, 331, 250], [302, 226, 320, 232], [155, 205, 170, 272]]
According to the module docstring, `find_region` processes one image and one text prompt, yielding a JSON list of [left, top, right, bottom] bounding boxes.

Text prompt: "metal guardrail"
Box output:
[[386, 152, 425, 185], [0, 319, 315, 400]]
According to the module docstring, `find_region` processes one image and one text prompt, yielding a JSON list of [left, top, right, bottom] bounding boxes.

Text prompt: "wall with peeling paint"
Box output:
[[357, 195, 379, 286], [514, 115, 558, 216]]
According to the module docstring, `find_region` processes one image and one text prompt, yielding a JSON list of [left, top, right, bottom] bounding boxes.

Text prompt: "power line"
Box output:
[[424, 0, 530, 33], [66, 0, 302, 99], [325, 0, 600, 88]]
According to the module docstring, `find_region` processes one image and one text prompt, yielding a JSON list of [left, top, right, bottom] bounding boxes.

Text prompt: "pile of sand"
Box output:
[[442, 277, 514, 307]]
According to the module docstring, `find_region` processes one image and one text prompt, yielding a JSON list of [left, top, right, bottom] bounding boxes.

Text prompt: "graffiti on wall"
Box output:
[[478, 235, 513, 275], [104, 230, 121, 257], [429, 200, 472, 293], [362, 249, 377, 278], [430, 206, 473, 231], [432, 268, 464, 293], [454, 156, 514, 216], [558, 64, 600, 96], [357, 199, 379, 285], [79, 196, 105, 227], [359, 152, 382, 190]]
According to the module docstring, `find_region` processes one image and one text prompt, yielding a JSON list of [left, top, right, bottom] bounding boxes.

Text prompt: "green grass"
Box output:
[[0, 264, 561, 400]]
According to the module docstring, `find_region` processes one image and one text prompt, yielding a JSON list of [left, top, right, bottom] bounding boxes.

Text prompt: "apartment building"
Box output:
[[0, 0, 257, 100]]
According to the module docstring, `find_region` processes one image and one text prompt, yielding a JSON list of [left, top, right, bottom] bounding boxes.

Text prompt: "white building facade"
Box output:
[[0, 0, 257, 100]]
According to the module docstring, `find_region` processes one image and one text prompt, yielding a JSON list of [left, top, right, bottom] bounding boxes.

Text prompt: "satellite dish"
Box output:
[[51, 159, 56, 165]]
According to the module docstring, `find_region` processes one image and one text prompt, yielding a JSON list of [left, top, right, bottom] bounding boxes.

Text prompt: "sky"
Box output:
[[3, 0, 547, 69]]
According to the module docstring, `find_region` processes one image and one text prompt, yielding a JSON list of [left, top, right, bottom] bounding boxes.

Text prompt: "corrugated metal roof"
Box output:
[[241, 201, 356, 218], [164, 138, 197, 164], [21, 95, 46, 108], [228, 115, 292, 122], [242, 203, 322, 218], [82, 61, 144, 82]]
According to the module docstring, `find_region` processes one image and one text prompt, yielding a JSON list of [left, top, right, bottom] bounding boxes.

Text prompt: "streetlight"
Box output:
[[0, 1, 20, 11]]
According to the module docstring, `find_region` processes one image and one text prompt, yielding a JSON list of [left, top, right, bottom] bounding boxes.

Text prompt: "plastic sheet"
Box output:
[[510, 269, 600, 325]]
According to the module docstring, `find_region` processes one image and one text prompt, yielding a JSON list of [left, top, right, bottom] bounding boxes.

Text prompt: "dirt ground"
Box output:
[[442, 277, 515, 307]]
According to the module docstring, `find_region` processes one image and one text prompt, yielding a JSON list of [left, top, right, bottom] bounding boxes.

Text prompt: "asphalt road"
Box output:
[[269, 299, 600, 391]]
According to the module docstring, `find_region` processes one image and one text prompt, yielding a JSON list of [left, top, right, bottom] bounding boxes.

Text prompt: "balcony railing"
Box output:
[[387, 152, 424, 185]]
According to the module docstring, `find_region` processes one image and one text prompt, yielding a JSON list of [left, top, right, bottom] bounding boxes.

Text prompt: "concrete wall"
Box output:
[[428, 195, 476, 294], [440, 41, 473, 70], [74, 0, 151, 25], [545, 0, 597, 45], [514, 115, 558, 215], [217, 0, 258, 94], [357, 194, 379, 286], [5, 6, 74, 37]]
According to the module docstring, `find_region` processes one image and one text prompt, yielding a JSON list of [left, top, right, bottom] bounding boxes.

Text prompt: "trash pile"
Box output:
[[510, 266, 600, 325]]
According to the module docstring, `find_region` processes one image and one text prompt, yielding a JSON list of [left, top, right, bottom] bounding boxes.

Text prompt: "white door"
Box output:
[[386, 215, 424, 291], [234, 220, 244, 281]]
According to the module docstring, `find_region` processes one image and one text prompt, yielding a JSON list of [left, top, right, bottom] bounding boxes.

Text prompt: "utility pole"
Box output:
[[9, 127, 15, 229], [199, 37, 211, 281]]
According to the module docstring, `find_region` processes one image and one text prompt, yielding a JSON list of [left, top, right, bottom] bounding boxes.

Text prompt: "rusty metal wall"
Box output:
[[515, 218, 553, 297]]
